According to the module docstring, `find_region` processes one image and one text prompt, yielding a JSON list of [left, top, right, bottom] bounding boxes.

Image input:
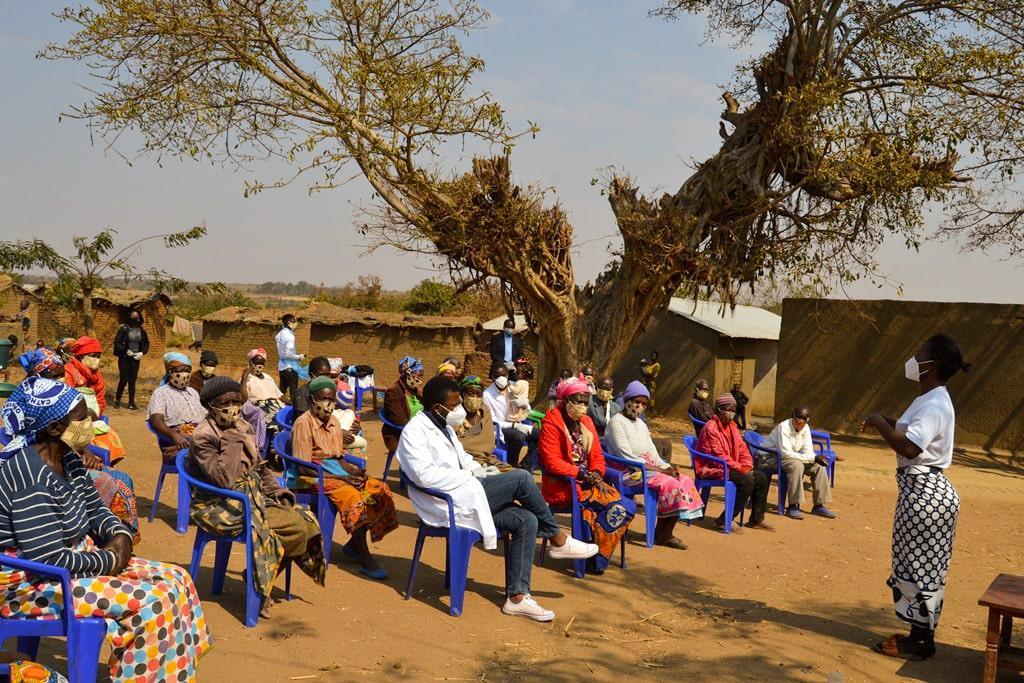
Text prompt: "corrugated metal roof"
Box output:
[[668, 298, 781, 340], [482, 313, 528, 333]]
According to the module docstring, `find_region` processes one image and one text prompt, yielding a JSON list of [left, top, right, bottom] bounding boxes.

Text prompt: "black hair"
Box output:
[[923, 334, 972, 382], [7, 335, 18, 345], [650, 350, 659, 359], [560, 368, 574, 379], [128, 308, 144, 324], [281, 313, 296, 326], [308, 356, 332, 376], [517, 361, 534, 379], [793, 405, 811, 419], [422, 375, 460, 411]]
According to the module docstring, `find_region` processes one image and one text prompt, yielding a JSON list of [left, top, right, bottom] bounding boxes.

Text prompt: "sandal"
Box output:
[[657, 537, 688, 550], [873, 634, 928, 661]]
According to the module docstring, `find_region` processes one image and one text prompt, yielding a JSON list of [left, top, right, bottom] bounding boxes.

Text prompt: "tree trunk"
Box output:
[[81, 283, 95, 337]]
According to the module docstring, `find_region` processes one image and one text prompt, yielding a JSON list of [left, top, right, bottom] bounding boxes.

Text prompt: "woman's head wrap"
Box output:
[[71, 336, 102, 356], [398, 356, 423, 374], [0, 377, 83, 453], [247, 348, 267, 362], [308, 376, 336, 395], [555, 374, 591, 401], [163, 352, 192, 371], [199, 376, 241, 407], [19, 348, 63, 377], [458, 375, 482, 390], [715, 393, 736, 407], [437, 362, 457, 375], [199, 350, 219, 366], [622, 380, 650, 401]]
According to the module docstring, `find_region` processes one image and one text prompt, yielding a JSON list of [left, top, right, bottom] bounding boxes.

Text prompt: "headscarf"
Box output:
[[71, 336, 102, 357], [458, 375, 482, 390], [555, 374, 591, 401], [0, 377, 84, 453], [163, 352, 192, 371], [437, 362, 457, 376], [199, 376, 241, 407], [308, 376, 336, 395], [715, 393, 737, 407], [18, 348, 62, 377], [248, 348, 267, 362], [398, 355, 423, 375], [622, 380, 650, 402], [200, 350, 219, 366]]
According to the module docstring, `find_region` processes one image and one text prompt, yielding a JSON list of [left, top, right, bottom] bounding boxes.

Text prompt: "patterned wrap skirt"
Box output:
[[0, 541, 211, 683], [298, 474, 399, 544], [88, 468, 141, 543], [578, 481, 635, 571], [610, 453, 704, 520], [888, 467, 960, 629]]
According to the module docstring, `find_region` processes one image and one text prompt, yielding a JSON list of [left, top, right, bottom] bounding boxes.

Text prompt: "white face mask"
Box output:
[[904, 356, 933, 383], [443, 404, 467, 428], [82, 356, 101, 371], [494, 376, 508, 390]]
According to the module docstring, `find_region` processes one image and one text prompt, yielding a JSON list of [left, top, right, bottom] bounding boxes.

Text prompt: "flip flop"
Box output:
[[873, 634, 927, 661], [657, 537, 688, 550]]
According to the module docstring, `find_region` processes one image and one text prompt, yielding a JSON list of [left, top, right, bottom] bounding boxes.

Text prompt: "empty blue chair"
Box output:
[[379, 409, 405, 481], [145, 422, 190, 534], [538, 470, 628, 577], [274, 430, 367, 567], [176, 450, 291, 628], [811, 429, 838, 486], [0, 555, 106, 683], [274, 405, 295, 431], [743, 431, 786, 515], [688, 411, 706, 435], [351, 382, 376, 414], [683, 434, 742, 533], [603, 452, 659, 548]]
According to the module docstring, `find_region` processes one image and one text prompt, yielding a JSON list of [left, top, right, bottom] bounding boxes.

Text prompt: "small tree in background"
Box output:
[[0, 227, 219, 335], [405, 279, 458, 315]]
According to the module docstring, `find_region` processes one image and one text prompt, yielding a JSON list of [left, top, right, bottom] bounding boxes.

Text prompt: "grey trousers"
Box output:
[[782, 459, 832, 508]]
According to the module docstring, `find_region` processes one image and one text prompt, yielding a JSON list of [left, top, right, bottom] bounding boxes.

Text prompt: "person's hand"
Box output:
[[341, 460, 366, 485], [81, 450, 104, 470], [172, 432, 190, 450], [343, 430, 355, 446], [103, 534, 133, 575], [660, 464, 677, 477], [860, 412, 884, 433], [815, 454, 830, 467], [584, 470, 603, 486], [277, 490, 296, 507]]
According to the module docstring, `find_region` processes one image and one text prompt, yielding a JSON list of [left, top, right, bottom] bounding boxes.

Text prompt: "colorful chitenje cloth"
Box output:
[[0, 540, 211, 683], [7, 660, 67, 683], [577, 480, 635, 571], [88, 468, 141, 543]]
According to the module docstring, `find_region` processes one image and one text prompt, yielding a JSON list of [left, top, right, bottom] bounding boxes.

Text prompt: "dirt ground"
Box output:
[[29, 403, 1024, 682]]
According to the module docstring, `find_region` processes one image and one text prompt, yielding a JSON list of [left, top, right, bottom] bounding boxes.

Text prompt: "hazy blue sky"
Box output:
[[1, 1, 1020, 302]]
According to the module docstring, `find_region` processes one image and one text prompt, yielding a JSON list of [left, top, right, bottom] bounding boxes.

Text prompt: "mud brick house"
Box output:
[[0, 275, 39, 346]]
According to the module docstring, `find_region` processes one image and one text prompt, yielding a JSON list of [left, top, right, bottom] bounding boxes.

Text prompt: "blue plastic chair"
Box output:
[[743, 431, 786, 515], [688, 412, 706, 435], [811, 429, 838, 486], [273, 430, 367, 567], [0, 555, 105, 683], [683, 435, 741, 533], [350, 380, 376, 414], [603, 452, 658, 548], [274, 405, 295, 431], [176, 450, 292, 628], [379, 409, 405, 481], [538, 471, 628, 577], [145, 422, 190, 534]]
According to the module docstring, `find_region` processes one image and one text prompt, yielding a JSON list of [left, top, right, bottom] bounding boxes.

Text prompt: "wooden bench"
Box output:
[[979, 573, 1024, 682]]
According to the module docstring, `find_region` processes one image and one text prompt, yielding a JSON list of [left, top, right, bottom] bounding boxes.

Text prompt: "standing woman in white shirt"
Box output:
[[861, 334, 971, 661]]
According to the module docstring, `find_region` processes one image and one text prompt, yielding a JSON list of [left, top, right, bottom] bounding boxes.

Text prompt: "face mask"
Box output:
[[441, 404, 467, 429], [405, 375, 423, 389], [624, 401, 646, 419], [311, 399, 335, 421], [697, 390, 710, 400], [565, 401, 588, 421], [251, 364, 265, 375], [504, 330, 513, 337], [61, 418, 94, 453], [904, 356, 933, 382], [201, 366, 216, 378], [287, 322, 297, 330], [596, 389, 613, 402], [129, 318, 141, 327], [82, 356, 101, 371], [169, 371, 191, 389], [463, 396, 483, 412], [719, 410, 736, 423], [212, 404, 241, 428], [494, 376, 508, 390]]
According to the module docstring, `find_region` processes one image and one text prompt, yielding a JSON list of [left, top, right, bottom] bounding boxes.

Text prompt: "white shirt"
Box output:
[[395, 412, 497, 549], [605, 413, 668, 468], [765, 419, 816, 464], [274, 326, 299, 371], [483, 383, 510, 427], [895, 385, 955, 469]]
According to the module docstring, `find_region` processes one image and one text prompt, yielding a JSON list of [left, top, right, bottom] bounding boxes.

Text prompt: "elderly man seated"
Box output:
[[397, 376, 597, 622], [765, 405, 836, 520]]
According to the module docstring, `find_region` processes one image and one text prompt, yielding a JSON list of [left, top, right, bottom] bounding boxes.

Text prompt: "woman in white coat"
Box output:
[[397, 376, 598, 622]]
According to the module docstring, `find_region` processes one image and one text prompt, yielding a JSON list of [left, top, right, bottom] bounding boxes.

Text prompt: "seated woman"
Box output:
[[0, 377, 210, 682], [242, 348, 287, 426], [148, 353, 206, 462], [538, 375, 636, 574], [507, 362, 534, 425], [381, 356, 424, 454], [292, 377, 398, 580], [63, 336, 107, 416], [187, 376, 324, 618], [605, 381, 704, 550], [333, 386, 367, 453], [455, 376, 510, 472]]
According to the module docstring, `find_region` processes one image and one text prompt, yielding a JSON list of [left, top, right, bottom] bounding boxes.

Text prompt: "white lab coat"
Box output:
[[396, 412, 498, 549]]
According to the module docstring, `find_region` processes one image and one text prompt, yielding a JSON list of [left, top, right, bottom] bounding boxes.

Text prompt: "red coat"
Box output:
[[64, 358, 106, 415], [538, 406, 605, 508], [694, 415, 752, 479]]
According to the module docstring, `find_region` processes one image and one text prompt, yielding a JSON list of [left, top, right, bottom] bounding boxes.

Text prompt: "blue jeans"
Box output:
[[479, 469, 559, 596]]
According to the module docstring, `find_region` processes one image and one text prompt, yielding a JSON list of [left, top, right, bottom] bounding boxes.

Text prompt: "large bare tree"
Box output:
[[46, 0, 1024, 391]]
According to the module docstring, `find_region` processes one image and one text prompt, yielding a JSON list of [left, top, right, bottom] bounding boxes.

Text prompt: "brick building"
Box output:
[[0, 276, 39, 347]]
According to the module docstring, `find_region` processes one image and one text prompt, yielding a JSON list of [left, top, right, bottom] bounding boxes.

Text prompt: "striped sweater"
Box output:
[[0, 447, 130, 576]]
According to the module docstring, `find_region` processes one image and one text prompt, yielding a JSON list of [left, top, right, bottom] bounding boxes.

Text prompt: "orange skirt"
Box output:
[[322, 476, 398, 544]]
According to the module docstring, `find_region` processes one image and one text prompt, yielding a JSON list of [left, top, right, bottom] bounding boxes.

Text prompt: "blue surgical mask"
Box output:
[[504, 330, 512, 337]]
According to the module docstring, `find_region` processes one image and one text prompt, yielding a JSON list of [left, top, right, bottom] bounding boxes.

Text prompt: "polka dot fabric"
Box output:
[[887, 469, 960, 629], [0, 545, 210, 683]]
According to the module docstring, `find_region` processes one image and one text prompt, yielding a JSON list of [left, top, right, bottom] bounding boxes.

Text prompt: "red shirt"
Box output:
[[64, 358, 106, 415], [538, 406, 605, 507], [694, 416, 752, 479]]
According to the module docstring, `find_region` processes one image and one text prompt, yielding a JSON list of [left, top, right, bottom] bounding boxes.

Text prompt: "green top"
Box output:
[[407, 392, 423, 418]]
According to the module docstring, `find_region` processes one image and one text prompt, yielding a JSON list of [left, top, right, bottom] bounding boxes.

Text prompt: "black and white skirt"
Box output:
[[887, 467, 959, 629]]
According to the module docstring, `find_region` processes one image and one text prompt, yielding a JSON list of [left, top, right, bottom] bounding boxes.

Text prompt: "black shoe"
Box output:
[[127, 403, 139, 411], [113, 400, 122, 409]]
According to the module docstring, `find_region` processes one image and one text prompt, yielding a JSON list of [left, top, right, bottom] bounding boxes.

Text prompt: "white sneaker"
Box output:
[[502, 595, 555, 622], [547, 536, 599, 560]]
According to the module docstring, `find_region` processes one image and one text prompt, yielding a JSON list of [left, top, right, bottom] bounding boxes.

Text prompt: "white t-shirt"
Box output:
[[482, 383, 509, 426], [895, 386, 955, 469]]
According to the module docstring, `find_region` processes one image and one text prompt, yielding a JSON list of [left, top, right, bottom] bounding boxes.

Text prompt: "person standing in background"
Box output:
[[731, 382, 750, 429], [275, 313, 305, 401], [489, 318, 523, 378], [113, 309, 149, 410], [640, 351, 661, 414]]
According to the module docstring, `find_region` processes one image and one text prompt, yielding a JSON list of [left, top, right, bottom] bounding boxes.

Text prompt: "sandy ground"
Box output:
[[30, 406, 1024, 682]]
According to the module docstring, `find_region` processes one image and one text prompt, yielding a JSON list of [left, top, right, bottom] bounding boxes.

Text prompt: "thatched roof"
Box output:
[[203, 302, 479, 330], [33, 284, 172, 307], [0, 275, 37, 298]]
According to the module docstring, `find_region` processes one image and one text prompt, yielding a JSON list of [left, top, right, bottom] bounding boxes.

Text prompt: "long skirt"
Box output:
[[0, 542, 211, 683], [317, 476, 398, 544], [611, 454, 704, 520], [887, 468, 960, 629], [89, 468, 141, 542], [578, 481, 635, 571]]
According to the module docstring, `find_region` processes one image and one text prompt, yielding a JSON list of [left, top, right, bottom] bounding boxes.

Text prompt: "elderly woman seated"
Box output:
[[0, 377, 211, 682], [538, 375, 636, 574], [292, 377, 399, 580], [148, 352, 206, 462], [381, 355, 424, 453], [187, 376, 325, 618], [605, 381, 704, 549], [454, 375, 511, 472], [242, 347, 288, 424]]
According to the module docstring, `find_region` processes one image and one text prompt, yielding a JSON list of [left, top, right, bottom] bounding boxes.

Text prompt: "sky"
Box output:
[[0, 1, 1021, 303]]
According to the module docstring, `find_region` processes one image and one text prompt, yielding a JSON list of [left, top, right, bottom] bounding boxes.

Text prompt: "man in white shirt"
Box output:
[[397, 376, 597, 621], [765, 406, 836, 520], [274, 313, 305, 401], [483, 366, 536, 467]]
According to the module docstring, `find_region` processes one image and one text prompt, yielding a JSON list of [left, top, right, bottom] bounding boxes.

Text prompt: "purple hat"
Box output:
[[622, 380, 650, 401]]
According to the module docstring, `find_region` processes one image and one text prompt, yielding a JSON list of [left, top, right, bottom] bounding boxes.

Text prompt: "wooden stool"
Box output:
[[979, 573, 1024, 682]]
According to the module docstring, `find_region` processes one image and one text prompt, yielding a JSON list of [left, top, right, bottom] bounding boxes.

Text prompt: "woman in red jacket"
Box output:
[[539, 375, 635, 573]]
